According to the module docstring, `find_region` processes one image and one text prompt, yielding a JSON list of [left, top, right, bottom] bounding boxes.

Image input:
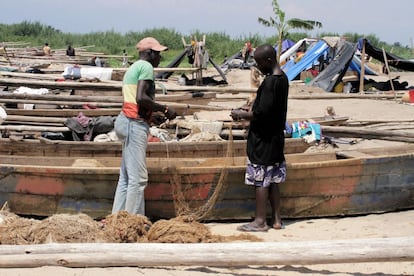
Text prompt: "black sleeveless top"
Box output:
[[247, 72, 289, 165]]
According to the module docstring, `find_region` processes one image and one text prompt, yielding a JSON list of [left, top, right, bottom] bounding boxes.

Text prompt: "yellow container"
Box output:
[[333, 82, 344, 93]]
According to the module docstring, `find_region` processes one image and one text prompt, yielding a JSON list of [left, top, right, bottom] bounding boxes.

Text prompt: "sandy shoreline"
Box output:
[[1, 210, 413, 275]]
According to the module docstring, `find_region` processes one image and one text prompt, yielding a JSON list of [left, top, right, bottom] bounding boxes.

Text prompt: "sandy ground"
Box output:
[[1, 69, 414, 275]]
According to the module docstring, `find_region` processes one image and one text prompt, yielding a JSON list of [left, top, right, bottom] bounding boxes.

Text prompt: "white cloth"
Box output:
[[13, 86, 49, 95]]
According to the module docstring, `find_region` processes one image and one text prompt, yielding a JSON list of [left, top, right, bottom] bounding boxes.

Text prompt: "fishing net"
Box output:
[[0, 210, 261, 244], [147, 215, 262, 243], [0, 211, 100, 244], [0, 211, 39, 245], [99, 210, 151, 243], [171, 127, 235, 221]]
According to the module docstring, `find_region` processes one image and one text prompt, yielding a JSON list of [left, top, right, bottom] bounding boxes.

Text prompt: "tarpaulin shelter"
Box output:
[[282, 39, 330, 81], [308, 40, 357, 92], [279, 38, 318, 65], [275, 39, 296, 54], [349, 55, 377, 76], [363, 38, 414, 72], [156, 38, 227, 84]]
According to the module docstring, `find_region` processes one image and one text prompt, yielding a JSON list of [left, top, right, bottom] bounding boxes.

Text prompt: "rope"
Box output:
[[155, 82, 168, 95]]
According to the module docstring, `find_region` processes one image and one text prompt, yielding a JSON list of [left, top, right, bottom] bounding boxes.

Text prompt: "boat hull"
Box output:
[[0, 146, 413, 220], [0, 138, 309, 158]]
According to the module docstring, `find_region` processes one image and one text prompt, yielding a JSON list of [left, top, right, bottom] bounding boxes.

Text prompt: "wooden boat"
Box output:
[[0, 137, 310, 157], [1, 145, 413, 220]]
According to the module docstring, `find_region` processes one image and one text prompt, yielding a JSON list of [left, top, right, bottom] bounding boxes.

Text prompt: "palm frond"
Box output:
[[288, 18, 323, 30], [272, 0, 281, 16], [258, 17, 272, 27]]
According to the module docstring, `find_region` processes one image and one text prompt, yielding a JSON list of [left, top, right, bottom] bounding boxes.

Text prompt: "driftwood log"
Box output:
[[322, 125, 414, 143], [0, 237, 412, 268]]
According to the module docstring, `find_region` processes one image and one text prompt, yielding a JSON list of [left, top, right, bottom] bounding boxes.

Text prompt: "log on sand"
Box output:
[[0, 237, 412, 268]]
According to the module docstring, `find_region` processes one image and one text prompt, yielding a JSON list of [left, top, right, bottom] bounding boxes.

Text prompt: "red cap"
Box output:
[[136, 37, 168, 52]]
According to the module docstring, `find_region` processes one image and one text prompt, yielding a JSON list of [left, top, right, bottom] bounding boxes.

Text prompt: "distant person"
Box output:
[[94, 56, 102, 67], [231, 43, 289, 232], [88, 56, 103, 67], [43, 43, 51, 56], [66, 45, 75, 56], [111, 37, 177, 215], [122, 49, 128, 67], [242, 41, 253, 66]]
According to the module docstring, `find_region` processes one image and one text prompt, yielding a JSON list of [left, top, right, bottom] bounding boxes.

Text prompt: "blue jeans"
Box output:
[[112, 112, 149, 215]]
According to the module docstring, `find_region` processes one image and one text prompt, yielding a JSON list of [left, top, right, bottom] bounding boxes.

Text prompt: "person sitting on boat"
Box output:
[[43, 43, 51, 56], [230, 43, 289, 232], [111, 37, 177, 215], [66, 45, 75, 56]]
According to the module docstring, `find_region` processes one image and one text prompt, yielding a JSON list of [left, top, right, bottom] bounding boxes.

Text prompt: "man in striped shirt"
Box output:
[[112, 37, 177, 215]]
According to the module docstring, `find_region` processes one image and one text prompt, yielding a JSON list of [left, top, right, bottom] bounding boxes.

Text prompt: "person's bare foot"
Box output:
[[273, 222, 284, 230], [237, 222, 270, 232]]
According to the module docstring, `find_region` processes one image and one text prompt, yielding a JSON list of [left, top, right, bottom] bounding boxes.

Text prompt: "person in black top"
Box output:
[[231, 43, 289, 232], [66, 45, 75, 56]]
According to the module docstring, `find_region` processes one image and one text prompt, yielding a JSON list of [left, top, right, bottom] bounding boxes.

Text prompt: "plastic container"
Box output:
[[334, 82, 344, 93], [177, 77, 186, 85], [343, 82, 352, 93]]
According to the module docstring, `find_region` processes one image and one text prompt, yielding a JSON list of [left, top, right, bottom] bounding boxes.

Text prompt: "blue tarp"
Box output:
[[275, 39, 296, 54], [283, 40, 329, 81], [349, 56, 377, 76]]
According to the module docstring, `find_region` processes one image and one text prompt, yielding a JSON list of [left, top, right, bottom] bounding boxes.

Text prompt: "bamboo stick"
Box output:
[[322, 125, 414, 138], [0, 237, 412, 267], [322, 125, 414, 143], [0, 91, 217, 103], [0, 125, 69, 132], [0, 78, 121, 91], [5, 115, 66, 123], [0, 98, 122, 107], [359, 39, 366, 93], [382, 47, 395, 98]]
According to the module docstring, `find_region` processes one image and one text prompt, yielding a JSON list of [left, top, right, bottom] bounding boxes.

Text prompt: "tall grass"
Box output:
[[1, 21, 412, 67]]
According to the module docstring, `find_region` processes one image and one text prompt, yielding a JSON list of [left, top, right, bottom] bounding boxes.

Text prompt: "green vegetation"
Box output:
[[1, 21, 413, 67], [258, 0, 322, 62]]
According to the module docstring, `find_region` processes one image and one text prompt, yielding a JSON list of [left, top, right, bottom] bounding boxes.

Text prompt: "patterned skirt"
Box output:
[[245, 159, 287, 187]]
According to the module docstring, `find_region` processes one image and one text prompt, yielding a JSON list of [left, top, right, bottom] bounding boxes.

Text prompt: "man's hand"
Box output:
[[230, 109, 245, 121], [164, 106, 177, 120], [151, 112, 167, 125]]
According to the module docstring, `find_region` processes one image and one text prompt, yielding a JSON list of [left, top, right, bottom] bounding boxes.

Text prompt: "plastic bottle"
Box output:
[[343, 82, 352, 93]]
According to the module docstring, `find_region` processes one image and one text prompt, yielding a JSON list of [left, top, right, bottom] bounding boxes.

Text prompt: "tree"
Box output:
[[258, 0, 322, 62]]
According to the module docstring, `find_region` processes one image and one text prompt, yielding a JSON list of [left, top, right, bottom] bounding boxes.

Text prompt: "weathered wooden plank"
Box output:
[[0, 136, 309, 157]]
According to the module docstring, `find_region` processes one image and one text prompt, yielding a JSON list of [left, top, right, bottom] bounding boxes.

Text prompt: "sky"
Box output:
[[2, 0, 414, 46]]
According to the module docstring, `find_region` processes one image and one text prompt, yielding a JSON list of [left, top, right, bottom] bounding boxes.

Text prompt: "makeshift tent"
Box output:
[[308, 41, 356, 92], [282, 39, 329, 81], [349, 55, 377, 76], [279, 38, 318, 65], [156, 41, 227, 84], [275, 39, 296, 54], [156, 48, 189, 80], [363, 39, 414, 71]]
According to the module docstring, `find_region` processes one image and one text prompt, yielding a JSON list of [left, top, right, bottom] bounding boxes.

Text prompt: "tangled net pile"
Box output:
[[0, 211, 261, 245], [0, 129, 261, 245]]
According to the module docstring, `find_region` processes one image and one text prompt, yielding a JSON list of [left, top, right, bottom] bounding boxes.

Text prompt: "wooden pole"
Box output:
[[322, 125, 414, 143], [0, 125, 69, 132], [382, 47, 395, 99], [0, 237, 412, 268], [358, 39, 366, 93]]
